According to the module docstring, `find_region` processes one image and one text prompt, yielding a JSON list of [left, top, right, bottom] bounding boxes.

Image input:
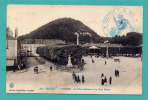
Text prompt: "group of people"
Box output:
[[72, 72, 85, 84], [34, 65, 54, 74], [100, 68, 120, 86], [91, 57, 108, 65], [15, 63, 26, 72], [101, 73, 112, 86]]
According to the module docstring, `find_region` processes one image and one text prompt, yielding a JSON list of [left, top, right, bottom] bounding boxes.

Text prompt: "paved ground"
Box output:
[[6, 56, 142, 94]]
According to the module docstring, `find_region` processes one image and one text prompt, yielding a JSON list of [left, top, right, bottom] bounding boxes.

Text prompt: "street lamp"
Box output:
[[74, 32, 79, 45], [104, 40, 109, 58]]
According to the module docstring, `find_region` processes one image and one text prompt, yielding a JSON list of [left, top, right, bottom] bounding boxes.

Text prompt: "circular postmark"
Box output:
[[9, 82, 15, 88], [102, 7, 136, 37]]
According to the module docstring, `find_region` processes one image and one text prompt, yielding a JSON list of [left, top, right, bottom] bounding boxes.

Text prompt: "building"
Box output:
[[83, 43, 142, 57], [6, 35, 17, 67], [19, 39, 65, 56], [87, 46, 100, 55]]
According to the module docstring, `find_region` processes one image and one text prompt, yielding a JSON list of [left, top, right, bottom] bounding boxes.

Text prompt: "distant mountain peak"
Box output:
[[18, 18, 102, 43]]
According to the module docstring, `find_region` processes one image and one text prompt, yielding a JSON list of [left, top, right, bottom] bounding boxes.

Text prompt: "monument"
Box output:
[[67, 55, 73, 67]]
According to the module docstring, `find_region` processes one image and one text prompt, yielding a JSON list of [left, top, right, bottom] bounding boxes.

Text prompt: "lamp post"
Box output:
[[74, 32, 79, 45]]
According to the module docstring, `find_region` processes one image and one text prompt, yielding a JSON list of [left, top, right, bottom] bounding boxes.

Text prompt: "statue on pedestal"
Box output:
[[67, 55, 73, 67]]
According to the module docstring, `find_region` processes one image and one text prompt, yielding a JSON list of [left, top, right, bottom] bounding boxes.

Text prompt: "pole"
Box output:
[[75, 32, 79, 45], [77, 34, 79, 45], [106, 44, 109, 58]]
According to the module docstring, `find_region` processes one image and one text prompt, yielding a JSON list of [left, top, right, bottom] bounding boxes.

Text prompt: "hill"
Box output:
[[18, 18, 103, 44]]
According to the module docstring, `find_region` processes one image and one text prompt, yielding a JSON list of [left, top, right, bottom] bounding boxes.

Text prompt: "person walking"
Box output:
[[82, 75, 85, 84], [50, 65, 53, 71], [109, 76, 112, 85], [34, 66, 38, 74], [18, 64, 21, 71], [74, 74, 77, 83], [105, 61, 107, 65], [92, 59, 95, 63], [101, 73, 104, 78], [117, 70, 120, 77], [72, 72, 76, 83], [101, 78, 104, 86], [104, 76, 107, 86], [115, 69, 117, 77], [72, 72, 75, 79], [77, 75, 81, 83]]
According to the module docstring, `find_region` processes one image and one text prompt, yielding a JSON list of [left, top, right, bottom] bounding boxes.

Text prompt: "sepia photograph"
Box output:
[[6, 5, 143, 94]]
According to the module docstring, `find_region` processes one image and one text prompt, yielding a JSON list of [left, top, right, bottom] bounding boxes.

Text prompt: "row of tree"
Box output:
[[102, 32, 142, 46]]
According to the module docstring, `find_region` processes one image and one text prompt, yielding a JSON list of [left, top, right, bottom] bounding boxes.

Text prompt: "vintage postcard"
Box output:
[[6, 5, 143, 94]]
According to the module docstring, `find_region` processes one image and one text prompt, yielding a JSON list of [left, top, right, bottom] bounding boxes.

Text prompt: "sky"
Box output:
[[7, 5, 143, 37]]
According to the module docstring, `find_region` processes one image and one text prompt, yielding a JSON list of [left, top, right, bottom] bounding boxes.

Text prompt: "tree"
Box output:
[[125, 32, 142, 46]]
